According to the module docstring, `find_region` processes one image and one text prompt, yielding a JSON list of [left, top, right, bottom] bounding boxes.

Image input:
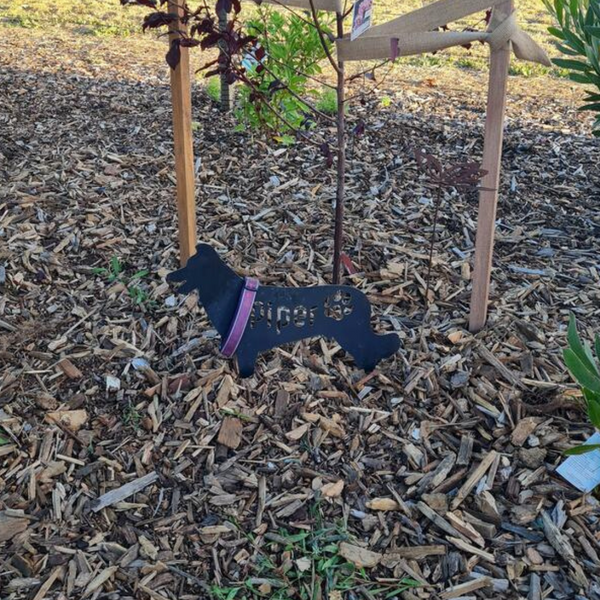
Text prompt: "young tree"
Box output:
[[124, 0, 353, 282]]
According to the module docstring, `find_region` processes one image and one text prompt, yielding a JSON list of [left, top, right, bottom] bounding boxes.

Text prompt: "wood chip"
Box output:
[[57, 358, 83, 379], [366, 498, 401, 511], [0, 512, 28, 542], [91, 472, 159, 512], [451, 451, 497, 509], [339, 542, 382, 568], [45, 409, 88, 432], [217, 416, 243, 449]]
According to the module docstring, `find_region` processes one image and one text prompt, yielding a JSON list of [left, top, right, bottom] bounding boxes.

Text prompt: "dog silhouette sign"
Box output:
[[168, 244, 400, 377]]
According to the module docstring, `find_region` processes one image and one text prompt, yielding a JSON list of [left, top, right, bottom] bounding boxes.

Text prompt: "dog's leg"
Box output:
[[334, 330, 399, 372], [237, 349, 258, 378]]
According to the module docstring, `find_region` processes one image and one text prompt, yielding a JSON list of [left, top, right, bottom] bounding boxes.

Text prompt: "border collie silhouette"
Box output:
[[168, 244, 400, 377]]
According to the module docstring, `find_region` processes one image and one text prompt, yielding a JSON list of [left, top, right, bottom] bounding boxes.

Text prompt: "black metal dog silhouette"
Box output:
[[168, 244, 400, 377]]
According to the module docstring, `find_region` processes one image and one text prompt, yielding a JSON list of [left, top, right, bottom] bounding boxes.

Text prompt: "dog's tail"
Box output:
[[167, 267, 195, 294], [379, 331, 401, 360]]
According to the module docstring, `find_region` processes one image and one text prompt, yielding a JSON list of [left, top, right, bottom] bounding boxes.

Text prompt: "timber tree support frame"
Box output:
[[166, 0, 549, 330]]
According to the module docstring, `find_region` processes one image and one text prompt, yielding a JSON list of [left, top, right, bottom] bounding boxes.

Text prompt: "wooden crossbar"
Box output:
[[362, 0, 506, 39], [255, 0, 341, 13], [337, 30, 485, 61]]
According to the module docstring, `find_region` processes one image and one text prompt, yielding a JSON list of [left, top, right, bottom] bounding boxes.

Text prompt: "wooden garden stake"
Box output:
[[469, 0, 513, 332], [168, 0, 197, 266]]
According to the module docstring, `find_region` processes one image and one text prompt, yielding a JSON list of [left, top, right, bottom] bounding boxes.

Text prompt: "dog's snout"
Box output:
[[167, 268, 187, 283]]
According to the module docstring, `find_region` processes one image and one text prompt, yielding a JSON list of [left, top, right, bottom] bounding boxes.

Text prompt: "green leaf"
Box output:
[[569, 0, 578, 21], [583, 389, 600, 428], [548, 26, 566, 40], [562, 29, 587, 53], [563, 349, 600, 393], [555, 0, 563, 23], [564, 443, 600, 456], [225, 587, 240, 600], [567, 313, 599, 376], [579, 102, 600, 111], [280, 532, 308, 543], [0, 434, 9, 445], [553, 57, 592, 71], [130, 269, 149, 280], [557, 43, 581, 56], [569, 72, 593, 84], [585, 4, 595, 27], [585, 26, 600, 38]]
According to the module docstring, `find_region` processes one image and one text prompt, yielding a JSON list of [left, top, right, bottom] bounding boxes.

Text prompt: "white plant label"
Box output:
[[557, 432, 600, 493], [351, 0, 374, 41]]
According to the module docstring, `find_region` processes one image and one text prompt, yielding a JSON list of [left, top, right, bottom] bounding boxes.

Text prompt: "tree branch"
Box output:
[[308, 0, 341, 75]]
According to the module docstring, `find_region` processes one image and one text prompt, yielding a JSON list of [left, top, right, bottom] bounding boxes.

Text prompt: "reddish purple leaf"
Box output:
[[166, 39, 181, 69], [142, 11, 178, 31], [353, 119, 366, 137]]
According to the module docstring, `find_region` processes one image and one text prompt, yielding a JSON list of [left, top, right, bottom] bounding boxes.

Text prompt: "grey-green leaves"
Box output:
[[544, 0, 600, 136], [563, 313, 600, 454], [564, 443, 600, 456]]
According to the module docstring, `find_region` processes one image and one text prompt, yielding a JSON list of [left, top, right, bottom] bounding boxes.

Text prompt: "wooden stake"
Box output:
[[469, 0, 513, 332], [169, 0, 197, 266]]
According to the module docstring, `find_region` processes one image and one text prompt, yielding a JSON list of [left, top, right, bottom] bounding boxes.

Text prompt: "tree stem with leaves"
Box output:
[[218, 5, 231, 112], [332, 10, 346, 284]]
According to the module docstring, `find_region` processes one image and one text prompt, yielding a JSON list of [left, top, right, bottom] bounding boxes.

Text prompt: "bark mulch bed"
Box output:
[[1, 27, 600, 600]]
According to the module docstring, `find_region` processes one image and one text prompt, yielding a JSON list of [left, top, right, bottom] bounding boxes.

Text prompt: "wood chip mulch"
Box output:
[[1, 27, 600, 600]]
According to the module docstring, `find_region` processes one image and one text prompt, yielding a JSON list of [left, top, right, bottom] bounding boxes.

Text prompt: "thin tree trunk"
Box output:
[[424, 185, 443, 305], [332, 11, 345, 284], [218, 6, 231, 112]]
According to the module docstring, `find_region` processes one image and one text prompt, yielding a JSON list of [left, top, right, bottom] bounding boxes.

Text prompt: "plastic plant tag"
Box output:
[[241, 45, 266, 72], [556, 432, 600, 493], [351, 0, 374, 41]]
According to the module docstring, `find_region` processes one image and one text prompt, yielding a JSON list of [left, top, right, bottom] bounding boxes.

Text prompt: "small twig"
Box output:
[[263, 0, 327, 31], [424, 185, 443, 304], [346, 59, 391, 83], [257, 61, 337, 123], [308, 0, 341, 74], [253, 51, 337, 89]]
